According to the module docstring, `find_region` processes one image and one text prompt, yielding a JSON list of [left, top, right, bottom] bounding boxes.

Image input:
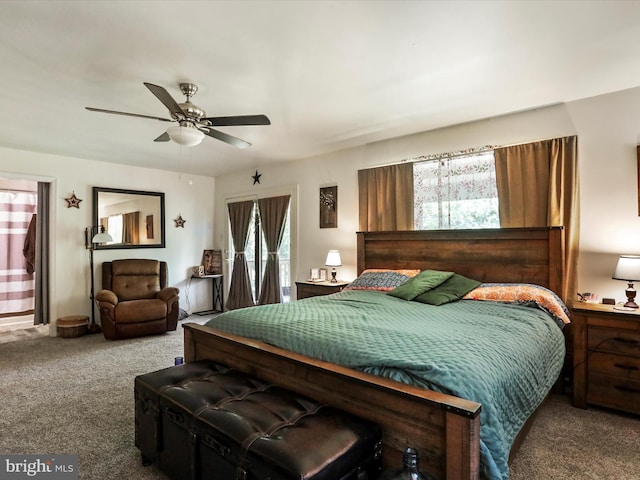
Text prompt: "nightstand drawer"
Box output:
[[588, 326, 640, 356], [588, 352, 640, 381], [588, 372, 640, 414]]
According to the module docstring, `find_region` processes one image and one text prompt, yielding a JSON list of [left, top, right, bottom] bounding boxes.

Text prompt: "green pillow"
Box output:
[[387, 270, 453, 301], [414, 274, 481, 306]]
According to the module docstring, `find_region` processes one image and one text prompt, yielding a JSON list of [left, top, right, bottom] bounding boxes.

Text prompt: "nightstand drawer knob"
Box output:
[[614, 385, 640, 394], [613, 363, 639, 371], [613, 336, 640, 346]]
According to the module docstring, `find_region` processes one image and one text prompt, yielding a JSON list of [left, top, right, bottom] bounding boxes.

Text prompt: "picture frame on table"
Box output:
[[310, 268, 320, 280], [319, 268, 328, 281], [202, 249, 222, 275]]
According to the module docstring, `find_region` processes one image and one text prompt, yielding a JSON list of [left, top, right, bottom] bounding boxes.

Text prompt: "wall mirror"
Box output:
[[93, 187, 165, 250]]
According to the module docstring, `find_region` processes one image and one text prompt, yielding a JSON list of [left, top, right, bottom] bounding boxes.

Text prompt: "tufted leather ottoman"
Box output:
[[135, 360, 382, 480]]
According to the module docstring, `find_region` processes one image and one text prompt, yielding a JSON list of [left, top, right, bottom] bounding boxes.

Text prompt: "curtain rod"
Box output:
[[364, 133, 575, 171], [404, 144, 499, 163], [367, 145, 499, 170]]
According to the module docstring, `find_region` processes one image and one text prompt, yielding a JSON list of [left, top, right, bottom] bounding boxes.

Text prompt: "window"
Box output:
[[241, 201, 291, 302], [413, 151, 499, 230], [105, 214, 123, 243]]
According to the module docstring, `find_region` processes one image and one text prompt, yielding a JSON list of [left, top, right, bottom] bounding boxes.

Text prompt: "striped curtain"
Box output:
[[0, 189, 37, 315]]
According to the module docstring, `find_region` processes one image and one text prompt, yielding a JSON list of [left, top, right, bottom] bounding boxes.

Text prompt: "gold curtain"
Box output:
[[358, 163, 413, 231], [122, 211, 140, 244], [494, 136, 579, 301]]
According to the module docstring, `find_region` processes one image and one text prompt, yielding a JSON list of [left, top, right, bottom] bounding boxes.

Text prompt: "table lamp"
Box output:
[[325, 250, 342, 283], [612, 255, 640, 308]]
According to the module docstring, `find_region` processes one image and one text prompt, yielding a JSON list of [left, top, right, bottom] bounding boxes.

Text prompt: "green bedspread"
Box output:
[[205, 289, 565, 480]]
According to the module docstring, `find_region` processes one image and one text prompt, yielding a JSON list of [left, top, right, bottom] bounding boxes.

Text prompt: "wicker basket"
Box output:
[[57, 315, 89, 338]]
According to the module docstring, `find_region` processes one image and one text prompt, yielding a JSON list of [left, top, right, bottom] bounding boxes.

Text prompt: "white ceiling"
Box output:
[[1, 0, 640, 177]]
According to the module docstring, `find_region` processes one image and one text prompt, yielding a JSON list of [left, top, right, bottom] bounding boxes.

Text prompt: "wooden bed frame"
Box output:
[[183, 227, 565, 480]]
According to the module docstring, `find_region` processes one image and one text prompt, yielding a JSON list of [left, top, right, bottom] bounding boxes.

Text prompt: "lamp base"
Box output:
[[624, 282, 638, 308], [87, 322, 102, 334], [330, 270, 337, 283]]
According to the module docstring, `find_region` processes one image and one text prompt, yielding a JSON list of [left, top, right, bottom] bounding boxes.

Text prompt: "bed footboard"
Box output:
[[183, 322, 481, 480]]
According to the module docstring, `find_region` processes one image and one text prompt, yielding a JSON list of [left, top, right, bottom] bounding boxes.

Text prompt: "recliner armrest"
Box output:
[[157, 287, 179, 303], [95, 289, 118, 305]]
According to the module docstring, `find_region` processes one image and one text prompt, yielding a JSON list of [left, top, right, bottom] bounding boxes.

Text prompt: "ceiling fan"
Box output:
[[86, 82, 270, 148]]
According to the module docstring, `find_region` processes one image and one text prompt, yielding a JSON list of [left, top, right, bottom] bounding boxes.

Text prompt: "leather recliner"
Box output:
[[96, 259, 180, 340]]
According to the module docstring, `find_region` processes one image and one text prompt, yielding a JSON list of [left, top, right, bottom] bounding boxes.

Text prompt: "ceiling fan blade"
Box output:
[[154, 132, 170, 142], [143, 82, 184, 118], [203, 128, 251, 149], [202, 114, 271, 126], [85, 107, 173, 122]]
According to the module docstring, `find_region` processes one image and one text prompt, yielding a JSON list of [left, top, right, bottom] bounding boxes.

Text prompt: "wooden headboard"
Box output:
[[357, 227, 565, 300]]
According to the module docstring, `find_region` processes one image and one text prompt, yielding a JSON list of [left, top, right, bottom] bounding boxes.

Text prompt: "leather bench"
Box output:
[[135, 360, 382, 480]]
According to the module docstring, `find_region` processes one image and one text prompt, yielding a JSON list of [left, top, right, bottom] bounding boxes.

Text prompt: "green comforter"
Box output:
[[205, 289, 565, 480]]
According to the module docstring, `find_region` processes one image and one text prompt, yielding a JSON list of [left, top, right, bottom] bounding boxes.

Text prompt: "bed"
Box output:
[[183, 227, 567, 480]]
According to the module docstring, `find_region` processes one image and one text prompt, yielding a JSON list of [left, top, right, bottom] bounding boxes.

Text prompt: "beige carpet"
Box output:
[[0, 323, 49, 344], [0, 317, 638, 479]]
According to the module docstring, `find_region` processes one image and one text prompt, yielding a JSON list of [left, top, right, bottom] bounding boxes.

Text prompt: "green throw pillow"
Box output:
[[414, 274, 481, 306], [387, 270, 453, 301]]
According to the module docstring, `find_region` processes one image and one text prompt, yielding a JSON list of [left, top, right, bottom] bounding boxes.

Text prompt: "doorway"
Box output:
[[245, 201, 291, 302], [0, 178, 38, 333]]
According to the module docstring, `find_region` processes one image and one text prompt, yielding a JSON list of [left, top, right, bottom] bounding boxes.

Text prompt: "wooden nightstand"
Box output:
[[295, 280, 350, 300], [572, 302, 640, 414]]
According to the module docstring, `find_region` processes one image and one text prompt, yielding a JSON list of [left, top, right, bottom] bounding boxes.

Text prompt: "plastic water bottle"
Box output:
[[379, 447, 429, 480]]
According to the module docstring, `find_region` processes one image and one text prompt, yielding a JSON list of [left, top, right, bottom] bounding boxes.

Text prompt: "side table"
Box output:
[[295, 280, 350, 300], [192, 274, 224, 315], [572, 301, 640, 414]]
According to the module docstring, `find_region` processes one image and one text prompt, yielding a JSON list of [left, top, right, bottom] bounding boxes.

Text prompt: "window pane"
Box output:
[[414, 152, 499, 230], [279, 207, 291, 302], [107, 214, 123, 243]]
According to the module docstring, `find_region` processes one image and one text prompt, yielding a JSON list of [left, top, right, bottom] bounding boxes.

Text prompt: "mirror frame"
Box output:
[[92, 186, 166, 250]]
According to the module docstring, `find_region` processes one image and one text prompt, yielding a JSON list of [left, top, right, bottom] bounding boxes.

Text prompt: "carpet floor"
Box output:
[[0, 316, 638, 480]]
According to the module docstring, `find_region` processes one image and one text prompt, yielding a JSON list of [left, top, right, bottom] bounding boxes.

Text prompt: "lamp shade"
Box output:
[[167, 125, 205, 147], [612, 255, 640, 281], [92, 231, 113, 244], [325, 250, 342, 267]]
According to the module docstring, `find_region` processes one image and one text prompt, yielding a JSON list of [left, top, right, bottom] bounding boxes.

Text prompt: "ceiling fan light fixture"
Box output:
[[166, 124, 204, 147]]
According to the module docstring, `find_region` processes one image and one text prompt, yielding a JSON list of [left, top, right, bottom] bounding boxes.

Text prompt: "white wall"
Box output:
[[0, 147, 216, 329], [214, 86, 640, 305], [4, 85, 639, 318]]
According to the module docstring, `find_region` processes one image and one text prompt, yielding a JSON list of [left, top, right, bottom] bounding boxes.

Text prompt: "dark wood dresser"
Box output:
[[572, 302, 640, 414]]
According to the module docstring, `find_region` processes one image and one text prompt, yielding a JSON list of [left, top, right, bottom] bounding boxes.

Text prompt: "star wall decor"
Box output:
[[252, 170, 262, 185], [174, 214, 186, 228], [64, 191, 82, 208]]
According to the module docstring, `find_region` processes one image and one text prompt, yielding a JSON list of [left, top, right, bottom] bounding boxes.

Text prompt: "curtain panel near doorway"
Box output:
[[257, 195, 290, 305], [34, 182, 50, 325], [0, 189, 37, 315], [226, 200, 255, 310]]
